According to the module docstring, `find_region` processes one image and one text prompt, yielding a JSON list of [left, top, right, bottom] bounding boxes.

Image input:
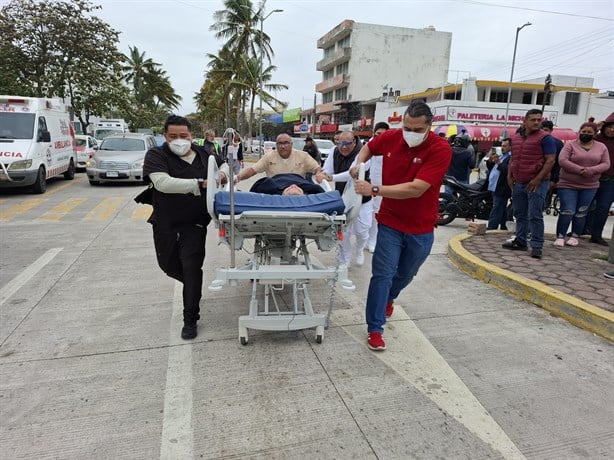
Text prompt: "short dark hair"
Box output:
[[502, 137, 512, 145], [541, 120, 554, 130], [525, 108, 543, 117], [404, 102, 433, 124], [374, 121, 389, 131], [164, 115, 191, 132]]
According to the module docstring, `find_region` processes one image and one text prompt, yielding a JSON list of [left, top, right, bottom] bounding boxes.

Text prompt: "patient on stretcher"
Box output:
[[249, 173, 325, 196]]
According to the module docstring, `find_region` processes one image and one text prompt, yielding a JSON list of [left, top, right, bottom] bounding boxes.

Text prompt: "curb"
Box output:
[[448, 233, 614, 341]]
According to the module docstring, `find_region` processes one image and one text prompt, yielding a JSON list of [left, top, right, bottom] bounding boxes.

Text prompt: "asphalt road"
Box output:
[[1, 172, 612, 459]]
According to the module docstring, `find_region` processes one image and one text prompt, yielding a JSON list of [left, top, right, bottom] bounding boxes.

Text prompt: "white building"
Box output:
[[314, 20, 451, 133], [374, 75, 614, 151]]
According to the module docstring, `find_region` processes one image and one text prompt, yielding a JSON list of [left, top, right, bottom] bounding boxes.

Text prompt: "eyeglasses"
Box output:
[[276, 141, 292, 145], [337, 141, 354, 147]]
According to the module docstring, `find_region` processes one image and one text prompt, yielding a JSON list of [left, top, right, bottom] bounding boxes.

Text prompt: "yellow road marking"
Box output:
[[45, 180, 78, 196], [39, 198, 87, 221], [0, 198, 47, 221], [83, 197, 126, 221], [132, 205, 152, 220]]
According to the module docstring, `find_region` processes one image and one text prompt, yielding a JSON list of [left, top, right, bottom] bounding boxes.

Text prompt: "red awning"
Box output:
[[437, 124, 578, 142], [551, 128, 577, 141], [468, 125, 511, 141]]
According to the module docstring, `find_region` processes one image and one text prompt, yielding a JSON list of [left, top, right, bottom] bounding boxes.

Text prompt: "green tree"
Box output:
[[201, 0, 286, 135], [210, 0, 274, 64], [0, 0, 128, 133], [122, 46, 181, 130], [237, 56, 287, 140]]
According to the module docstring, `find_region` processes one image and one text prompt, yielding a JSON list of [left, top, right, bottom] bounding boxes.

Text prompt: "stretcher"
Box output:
[[206, 155, 364, 345]]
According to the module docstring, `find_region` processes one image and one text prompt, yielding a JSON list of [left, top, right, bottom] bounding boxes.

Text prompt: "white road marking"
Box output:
[[0, 247, 63, 306], [160, 282, 194, 460], [333, 299, 526, 460]]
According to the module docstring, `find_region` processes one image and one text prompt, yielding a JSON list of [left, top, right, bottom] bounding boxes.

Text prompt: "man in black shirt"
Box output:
[[143, 115, 227, 340], [303, 136, 321, 164]]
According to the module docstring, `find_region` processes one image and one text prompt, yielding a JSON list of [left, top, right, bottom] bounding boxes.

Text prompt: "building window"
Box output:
[[337, 36, 350, 49], [522, 92, 532, 104], [335, 87, 347, 101], [324, 46, 334, 59], [490, 91, 508, 103], [323, 69, 333, 81], [563, 92, 580, 114], [323, 92, 333, 103], [336, 62, 348, 76], [536, 91, 552, 106]]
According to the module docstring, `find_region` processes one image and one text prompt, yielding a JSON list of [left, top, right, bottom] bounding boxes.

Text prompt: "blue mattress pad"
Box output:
[[214, 191, 345, 216]]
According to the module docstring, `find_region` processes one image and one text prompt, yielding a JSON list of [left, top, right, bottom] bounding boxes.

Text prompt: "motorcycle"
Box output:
[[438, 175, 492, 226]]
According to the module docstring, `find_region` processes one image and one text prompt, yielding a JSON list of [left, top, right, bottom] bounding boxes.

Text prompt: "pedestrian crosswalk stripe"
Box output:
[[132, 205, 152, 221], [0, 198, 47, 222], [39, 198, 87, 221], [83, 197, 126, 221]]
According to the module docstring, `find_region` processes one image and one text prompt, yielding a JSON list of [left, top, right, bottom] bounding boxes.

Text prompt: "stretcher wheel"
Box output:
[[240, 336, 248, 346], [315, 325, 324, 344]]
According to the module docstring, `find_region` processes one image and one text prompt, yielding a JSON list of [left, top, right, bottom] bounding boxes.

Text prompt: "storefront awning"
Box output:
[[432, 124, 578, 142]]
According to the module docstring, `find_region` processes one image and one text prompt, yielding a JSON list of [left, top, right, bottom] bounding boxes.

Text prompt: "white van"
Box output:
[[93, 119, 128, 142], [0, 96, 76, 193]]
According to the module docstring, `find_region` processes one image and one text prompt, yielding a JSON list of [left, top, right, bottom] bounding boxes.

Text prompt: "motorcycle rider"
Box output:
[[445, 136, 475, 194], [486, 138, 512, 230]]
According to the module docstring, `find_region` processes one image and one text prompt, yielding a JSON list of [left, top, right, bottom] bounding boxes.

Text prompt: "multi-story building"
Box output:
[[310, 20, 451, 138]]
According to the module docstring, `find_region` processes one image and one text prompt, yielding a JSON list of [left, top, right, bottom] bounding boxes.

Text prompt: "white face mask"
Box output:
[[402, 130, 427, 148], [169, 139, 191, 156]]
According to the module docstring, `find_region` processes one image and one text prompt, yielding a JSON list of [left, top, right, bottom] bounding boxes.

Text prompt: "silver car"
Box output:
[[86, 133, 156, 185], [314, 139, 335, 163]]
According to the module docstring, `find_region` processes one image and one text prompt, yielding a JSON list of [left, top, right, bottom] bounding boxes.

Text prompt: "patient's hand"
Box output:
[[314, 171, 328, 183], [282, 184, 304, 196]]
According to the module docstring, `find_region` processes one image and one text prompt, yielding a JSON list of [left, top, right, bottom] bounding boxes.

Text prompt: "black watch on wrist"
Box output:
[[371, 186, 380, 197]]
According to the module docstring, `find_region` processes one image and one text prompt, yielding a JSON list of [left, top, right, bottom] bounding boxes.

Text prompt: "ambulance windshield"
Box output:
[[0, 113, 35, 139]]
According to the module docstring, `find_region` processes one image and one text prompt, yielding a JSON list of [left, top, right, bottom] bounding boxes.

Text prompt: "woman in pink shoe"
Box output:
[[553, 122, 610, 247]]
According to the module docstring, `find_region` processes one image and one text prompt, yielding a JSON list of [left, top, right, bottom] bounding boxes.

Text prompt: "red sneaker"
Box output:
[[367, 332, 386, 351], [385, 301, 394, 318]]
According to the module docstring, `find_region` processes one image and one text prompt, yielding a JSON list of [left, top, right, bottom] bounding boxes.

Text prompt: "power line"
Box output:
[[463, 0, 614, 22]]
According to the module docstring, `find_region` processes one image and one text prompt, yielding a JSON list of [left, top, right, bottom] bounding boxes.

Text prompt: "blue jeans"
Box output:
[[555, 187, 598, 238], [487, 194, 509, 230], [512, 180, 549, 249], [585, 180, 614, 239], [366, 224, 434, 333]]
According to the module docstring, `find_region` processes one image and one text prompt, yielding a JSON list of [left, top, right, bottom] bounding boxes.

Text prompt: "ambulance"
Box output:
[[93, 118, 128, 141], [0, 96, 76, 193]]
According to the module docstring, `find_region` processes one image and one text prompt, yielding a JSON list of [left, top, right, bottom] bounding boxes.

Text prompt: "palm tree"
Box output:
[[210, 0, 274, 63], [123, 46, 158, 106], [207, 0, 282, 131], [237, 56, 287, 139]]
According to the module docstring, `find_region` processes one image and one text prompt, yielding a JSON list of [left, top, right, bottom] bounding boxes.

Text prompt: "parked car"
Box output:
[[75, 134, 98, 171], [291, 138, 305, 151], [313, 139, 335, 164], [263, 141, 276, 155], [250, 140, 261, 154], [86, 133, 156, 185]]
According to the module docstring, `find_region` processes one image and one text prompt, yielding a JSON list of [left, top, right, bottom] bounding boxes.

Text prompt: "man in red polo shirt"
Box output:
[[350, 102, 452, 351]]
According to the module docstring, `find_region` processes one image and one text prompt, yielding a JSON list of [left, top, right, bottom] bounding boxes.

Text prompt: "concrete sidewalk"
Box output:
[[448, 231, 614, 341]]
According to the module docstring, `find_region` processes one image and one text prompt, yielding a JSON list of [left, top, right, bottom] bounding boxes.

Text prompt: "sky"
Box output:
[[91, 0, 613, 115]]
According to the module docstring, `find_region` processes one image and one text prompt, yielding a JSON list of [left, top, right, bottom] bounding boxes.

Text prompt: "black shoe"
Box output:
[[590, 236, 609, 247], [531, 248, 542, 259], [502, 239, 527, 250], [604, 271, 614, 279], [181, 323, 197, 340]]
